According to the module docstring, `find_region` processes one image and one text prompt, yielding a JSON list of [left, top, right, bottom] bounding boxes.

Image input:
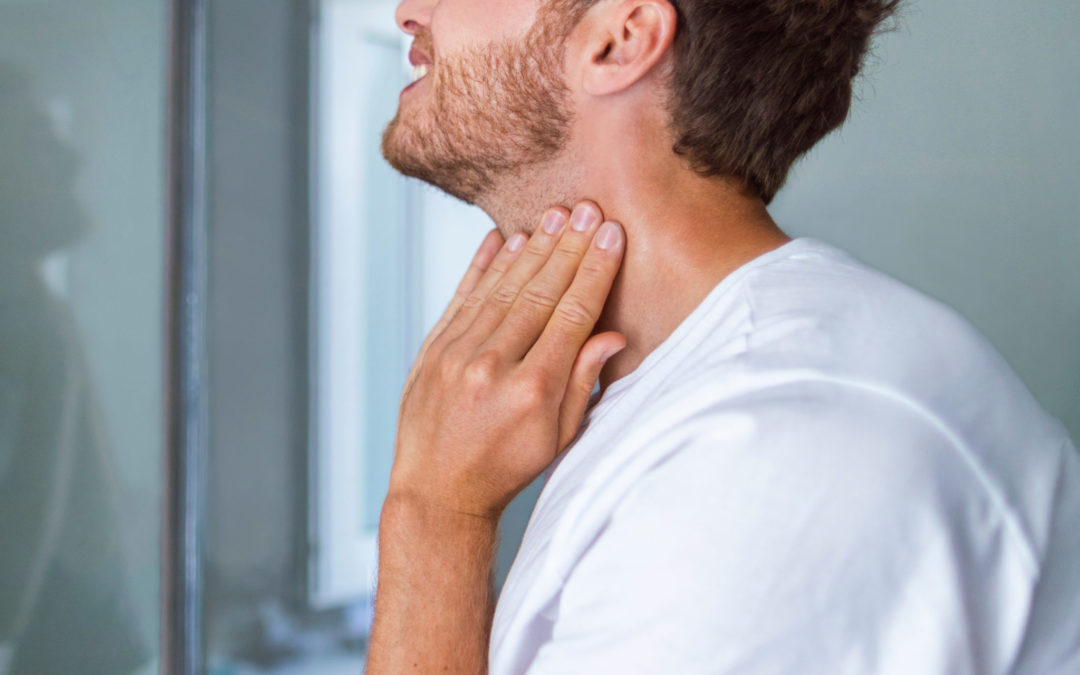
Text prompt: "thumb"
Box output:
[[557, 331, 626, 450]]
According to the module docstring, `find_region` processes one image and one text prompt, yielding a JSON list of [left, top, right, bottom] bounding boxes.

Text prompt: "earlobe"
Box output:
[[581, 0, 676, 97]]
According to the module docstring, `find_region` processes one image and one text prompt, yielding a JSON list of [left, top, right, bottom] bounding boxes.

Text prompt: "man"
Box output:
[[368, 0, 1080, 673]]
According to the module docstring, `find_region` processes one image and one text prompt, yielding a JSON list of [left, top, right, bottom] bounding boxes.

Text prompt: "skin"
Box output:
[[368, 0, 794, 672]]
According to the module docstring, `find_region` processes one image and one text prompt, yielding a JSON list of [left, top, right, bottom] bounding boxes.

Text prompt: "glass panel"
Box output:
[[0, 1, 168, 674]]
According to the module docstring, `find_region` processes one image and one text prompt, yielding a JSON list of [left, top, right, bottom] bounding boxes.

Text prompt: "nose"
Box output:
[[395, 0, 436, 35]]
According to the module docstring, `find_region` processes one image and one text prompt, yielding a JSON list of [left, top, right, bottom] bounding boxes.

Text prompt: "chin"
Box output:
[[382, 130, 488, 206]]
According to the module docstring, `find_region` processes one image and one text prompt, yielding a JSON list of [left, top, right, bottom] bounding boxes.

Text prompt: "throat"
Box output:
[[473, 156, 585, 238]]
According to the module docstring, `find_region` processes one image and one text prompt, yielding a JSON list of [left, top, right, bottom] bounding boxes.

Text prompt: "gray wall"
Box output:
[[771, 0, 1080, 441]]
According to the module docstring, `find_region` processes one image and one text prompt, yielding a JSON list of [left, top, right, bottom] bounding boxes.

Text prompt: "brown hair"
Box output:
[[566, 0, 901, 204]]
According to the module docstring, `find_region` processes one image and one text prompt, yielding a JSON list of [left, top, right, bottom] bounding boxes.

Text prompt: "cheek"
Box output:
[[431, 0, 541, 56]]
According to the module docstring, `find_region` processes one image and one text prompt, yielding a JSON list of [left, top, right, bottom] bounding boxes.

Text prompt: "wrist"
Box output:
[[384, 467, 507, 523], [381, 489, 502, 535], [377, 491, 501, 589]]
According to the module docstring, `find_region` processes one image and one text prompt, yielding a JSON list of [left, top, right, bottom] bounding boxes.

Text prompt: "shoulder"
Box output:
[[560, 373, 1052, 621], [658, 238, 1060, 461], [610, 377, 981, 537], [566, 376, 1011, 583], [535, 380, 1038, 673], [737, 238, 992, 370]]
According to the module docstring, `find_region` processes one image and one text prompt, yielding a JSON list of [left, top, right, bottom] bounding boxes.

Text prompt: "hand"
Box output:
[[387, 200, 626, 521]]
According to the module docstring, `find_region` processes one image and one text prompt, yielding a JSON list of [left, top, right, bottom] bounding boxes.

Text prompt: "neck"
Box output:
[[474, 113, 792, 396]]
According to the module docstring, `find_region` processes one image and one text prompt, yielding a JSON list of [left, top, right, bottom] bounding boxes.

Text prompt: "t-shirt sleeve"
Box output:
[[524, 385, 1034, 675]]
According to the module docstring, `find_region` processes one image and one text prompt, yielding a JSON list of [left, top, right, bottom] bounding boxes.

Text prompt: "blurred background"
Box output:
[[0, 0, 1076, 673]]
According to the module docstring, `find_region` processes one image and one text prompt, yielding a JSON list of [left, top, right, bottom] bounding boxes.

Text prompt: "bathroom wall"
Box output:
[[770, 0, 1080, 443]]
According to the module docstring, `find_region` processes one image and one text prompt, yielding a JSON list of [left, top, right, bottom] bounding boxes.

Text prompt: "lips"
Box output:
[[408, 45, 432, 84]]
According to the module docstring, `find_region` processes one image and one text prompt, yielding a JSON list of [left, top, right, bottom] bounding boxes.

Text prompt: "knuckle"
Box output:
[[463, 350, 501, 387], [461, 292, 485, 311], [512, 371, 552, 410], [578, 256, 610, 278], [522, 241, 549, 260], [490, 283, 520, 306], [553, 241, 584, 261], [554, 296, 596, 328], [520, 285, 559, 312], [488, 259, 512, 276], [436, 339, 469, 374], [436, 351, 460, 384], [426, 331, 456, 362]]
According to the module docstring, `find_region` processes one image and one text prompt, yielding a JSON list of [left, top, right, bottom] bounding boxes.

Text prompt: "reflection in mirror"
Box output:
[[0, 59, 146, 675], [0, 1, 166, 668]]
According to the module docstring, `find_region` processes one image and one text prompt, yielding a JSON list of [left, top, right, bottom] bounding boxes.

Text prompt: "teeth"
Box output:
[[410, 64, 430, 83]]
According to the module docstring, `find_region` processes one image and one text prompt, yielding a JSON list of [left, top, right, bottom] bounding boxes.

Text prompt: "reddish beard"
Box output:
[[380, 7, 576, 205]]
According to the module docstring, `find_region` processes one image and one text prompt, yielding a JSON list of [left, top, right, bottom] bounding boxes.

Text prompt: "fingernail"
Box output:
[[507, 233, 526, 252], [542, 210, 566, 234], [595, 221, 621, 250], [571, 205, 599, 232]]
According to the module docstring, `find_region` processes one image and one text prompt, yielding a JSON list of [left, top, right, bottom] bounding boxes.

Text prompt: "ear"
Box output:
[[579, 0, 677, 97]]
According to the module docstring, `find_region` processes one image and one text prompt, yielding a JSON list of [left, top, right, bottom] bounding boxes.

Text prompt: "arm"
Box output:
[[367, 494, 499, 674], [365, 201, 626, 673]]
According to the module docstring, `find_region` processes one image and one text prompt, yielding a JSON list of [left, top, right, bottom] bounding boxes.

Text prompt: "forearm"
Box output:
[[366, 492, 500, 674]]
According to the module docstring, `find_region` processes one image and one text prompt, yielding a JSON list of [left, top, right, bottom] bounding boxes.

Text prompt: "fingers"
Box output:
[[426, 229, 503, 343], [426, 200, 624, 410], [450, 207, 573, 346], [415, 228, 503, 358], [447, 229, 505, 317], [437, 229, 531, 344], [557, 332, 626, 449], [478, 202, 607, 358], [524, 216, 624, 382]]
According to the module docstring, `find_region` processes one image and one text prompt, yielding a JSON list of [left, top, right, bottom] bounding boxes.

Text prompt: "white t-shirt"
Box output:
[[489, 236, 1080, 675]]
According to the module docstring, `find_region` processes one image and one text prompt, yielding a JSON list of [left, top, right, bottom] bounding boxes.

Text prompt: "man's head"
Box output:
[[382, 0, 899, 208]]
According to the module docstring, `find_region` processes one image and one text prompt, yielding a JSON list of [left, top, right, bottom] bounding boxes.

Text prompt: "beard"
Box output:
[[380, 5, 577, 206]]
